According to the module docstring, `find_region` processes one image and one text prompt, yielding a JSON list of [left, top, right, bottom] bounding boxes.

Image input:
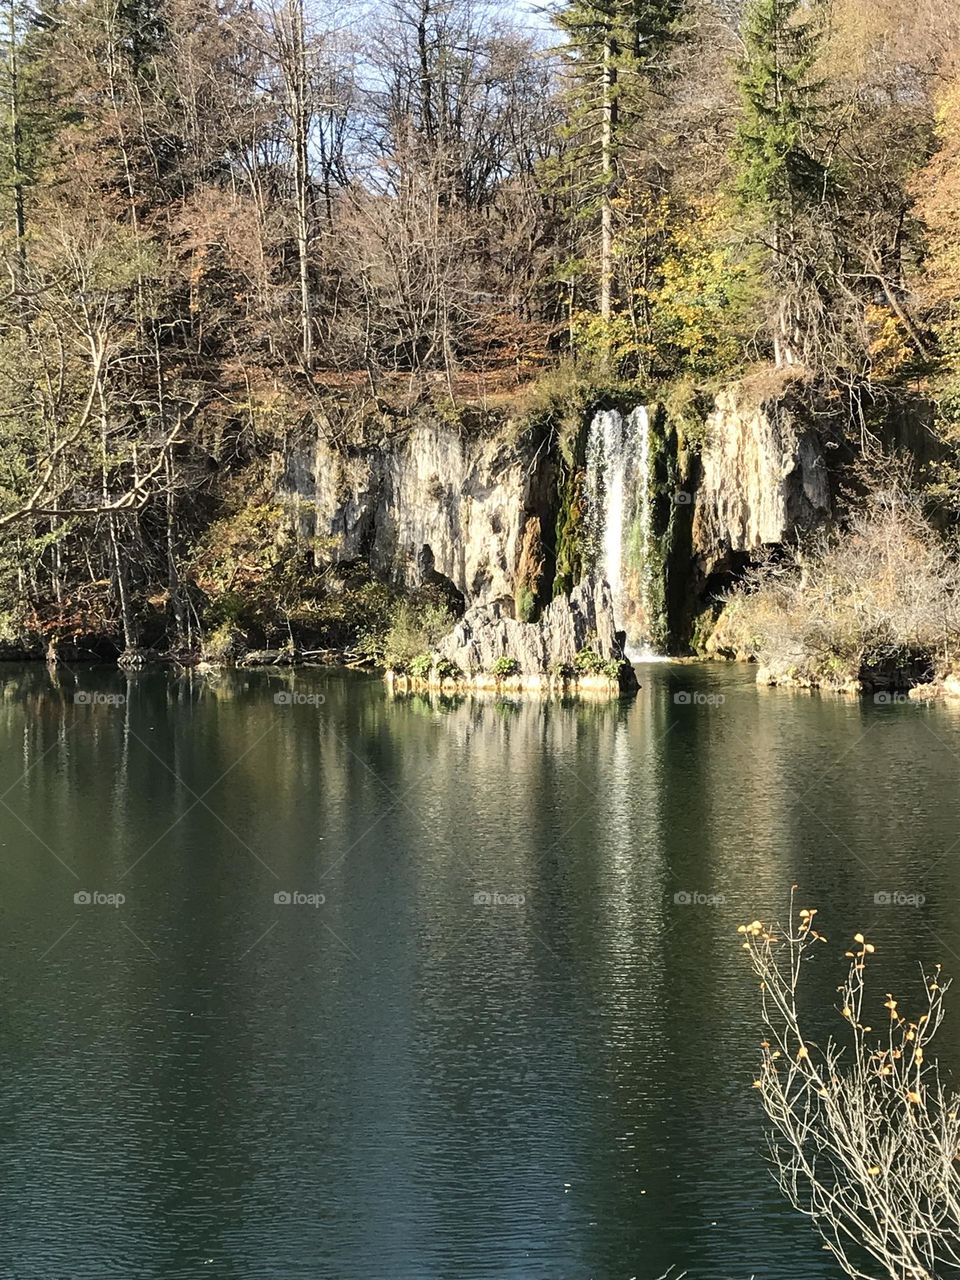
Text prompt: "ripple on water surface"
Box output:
[[0, 661, 958, 1278]]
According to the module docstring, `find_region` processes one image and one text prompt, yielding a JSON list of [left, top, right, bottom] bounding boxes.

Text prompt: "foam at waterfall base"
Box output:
[[625, 643, 672, 663]]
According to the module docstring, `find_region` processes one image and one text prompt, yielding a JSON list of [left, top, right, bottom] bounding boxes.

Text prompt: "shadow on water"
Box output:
[[0, 660, 959, 1277]]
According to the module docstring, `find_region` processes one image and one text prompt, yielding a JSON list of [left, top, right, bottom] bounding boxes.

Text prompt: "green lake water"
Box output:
[[1, 660, 959, 1278]]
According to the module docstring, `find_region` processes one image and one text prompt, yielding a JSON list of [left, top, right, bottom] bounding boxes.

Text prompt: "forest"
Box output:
[[0, 0, 959, 660]]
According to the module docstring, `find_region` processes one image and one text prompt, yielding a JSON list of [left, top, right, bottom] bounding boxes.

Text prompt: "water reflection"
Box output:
[[0, 662, 958, 1278]]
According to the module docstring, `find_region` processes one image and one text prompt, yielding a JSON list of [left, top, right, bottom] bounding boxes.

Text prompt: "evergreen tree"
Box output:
[[554, 0, 684, 323], [0, 0, 58, 278], [734, 0, 831, 366]]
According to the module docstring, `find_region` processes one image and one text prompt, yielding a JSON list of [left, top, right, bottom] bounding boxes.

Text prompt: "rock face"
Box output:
[[437, 577, 637, 691], [692, 383, 833, 577], [277, 377, 938, 656], [281, 420, 552, 606]]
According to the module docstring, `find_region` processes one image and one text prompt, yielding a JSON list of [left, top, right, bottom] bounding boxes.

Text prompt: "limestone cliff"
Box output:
[[275, 377, 938, 655], [691, 382, 833, 579], [280, 418, 554, 609]]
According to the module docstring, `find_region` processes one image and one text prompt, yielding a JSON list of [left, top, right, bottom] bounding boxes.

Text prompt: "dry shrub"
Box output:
[[741, 897, 960, 1280], [721, 486, 960, 687]]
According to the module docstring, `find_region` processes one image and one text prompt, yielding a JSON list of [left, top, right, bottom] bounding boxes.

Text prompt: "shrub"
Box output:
[[741, 895, 960, 1280], [515, 587, 536, 623], [434, 657, 463, 682], [574, 647, 605, 675], [380, 598, 453, 671], [574, 648, 626, 681], [490, 655, 520, 679], [408, 652, 434, 678], [722, 484, 960, 686], [202, 621, 243, 663]]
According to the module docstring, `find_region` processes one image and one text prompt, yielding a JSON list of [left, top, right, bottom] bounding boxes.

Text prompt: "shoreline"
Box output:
[[7, 647, 960, 703]]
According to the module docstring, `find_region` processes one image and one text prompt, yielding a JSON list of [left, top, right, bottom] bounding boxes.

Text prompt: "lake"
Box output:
[[1, 660, 958, 1279]]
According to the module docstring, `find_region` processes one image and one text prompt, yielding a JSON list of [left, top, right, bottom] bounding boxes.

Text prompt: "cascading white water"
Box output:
[[584, 406, 662, 657]]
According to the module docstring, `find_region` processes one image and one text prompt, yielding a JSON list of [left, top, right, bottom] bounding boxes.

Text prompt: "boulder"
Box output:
[[436, 577, 638, 692]]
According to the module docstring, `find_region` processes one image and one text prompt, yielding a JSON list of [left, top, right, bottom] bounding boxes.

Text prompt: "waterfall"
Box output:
[[584, 406, 661, 657]]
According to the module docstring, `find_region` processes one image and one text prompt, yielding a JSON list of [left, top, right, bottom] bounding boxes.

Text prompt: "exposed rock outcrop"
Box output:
[[277, 376, 939, 661], [441, 576, 627, 672], [692, 382, 833, 579], [389, 577, 638, 694], [281, 419, 555, 607]]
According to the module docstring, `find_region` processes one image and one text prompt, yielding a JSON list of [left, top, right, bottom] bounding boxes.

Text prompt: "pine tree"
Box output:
[[554, 0, 684, 323], [734, 0, 830, 366], [0, 0, 58, 281]]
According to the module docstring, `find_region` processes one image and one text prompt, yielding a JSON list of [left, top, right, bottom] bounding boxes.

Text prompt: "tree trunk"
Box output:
[[7, 0, 25, 283], [289, 0, 314, 371], [99, 387, 136, 652], [600, 32, 617, 322]]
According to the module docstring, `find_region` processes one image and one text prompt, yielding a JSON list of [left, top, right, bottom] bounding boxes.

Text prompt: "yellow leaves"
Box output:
[[912, 77, 960, 316], [867, 1166, 881, 1177], [798, 908, 818, 936], [854, 933, 864, 944], [906, 1090, 923, 1105], [864, 303, 915, 380], [797, 1045, 809, 1060]]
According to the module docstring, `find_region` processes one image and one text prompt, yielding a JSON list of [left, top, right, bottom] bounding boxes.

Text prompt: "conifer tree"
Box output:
[[734, 0, 830, 366], [0, 0, 57, 281], [554, 0, 684, 322]]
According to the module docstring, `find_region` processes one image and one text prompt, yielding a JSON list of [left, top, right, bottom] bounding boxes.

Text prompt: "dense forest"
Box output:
[[0, 0, 959, 660]]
